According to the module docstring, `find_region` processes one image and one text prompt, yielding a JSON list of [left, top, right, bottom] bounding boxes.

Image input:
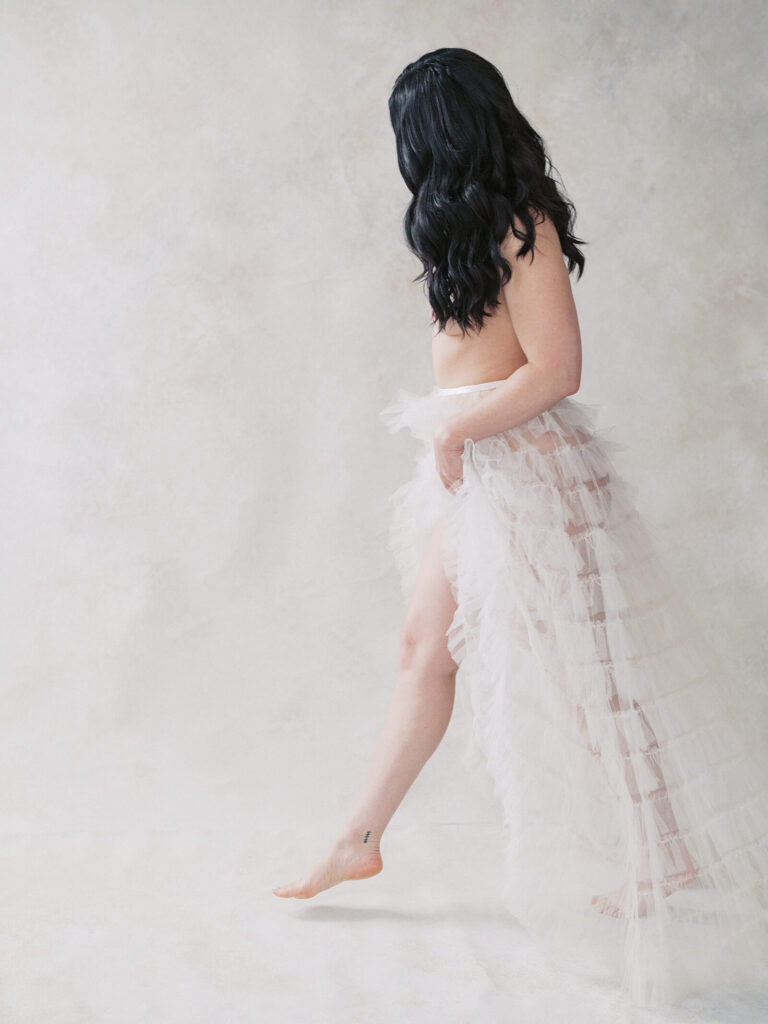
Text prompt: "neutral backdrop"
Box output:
[[1, 2, 766, 1022]]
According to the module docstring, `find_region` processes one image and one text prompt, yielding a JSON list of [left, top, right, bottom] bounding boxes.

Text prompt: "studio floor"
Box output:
[[1, 822, 765, 1024]]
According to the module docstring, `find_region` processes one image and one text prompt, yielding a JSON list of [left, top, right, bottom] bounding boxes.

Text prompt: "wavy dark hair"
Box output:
[[389, 48, 587, 336]]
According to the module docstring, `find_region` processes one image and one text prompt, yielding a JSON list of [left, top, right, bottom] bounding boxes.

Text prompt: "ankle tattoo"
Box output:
[[357, 828, 380, 850]]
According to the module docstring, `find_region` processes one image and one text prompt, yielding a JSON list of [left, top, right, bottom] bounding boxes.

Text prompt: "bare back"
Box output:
[[430, 211, 581, 391], [432, 214, 556, 388], [431, 283, 528, 388]]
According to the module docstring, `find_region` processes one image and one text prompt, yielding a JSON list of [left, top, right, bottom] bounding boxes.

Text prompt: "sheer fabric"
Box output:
[[380, 383, 768, 1008]]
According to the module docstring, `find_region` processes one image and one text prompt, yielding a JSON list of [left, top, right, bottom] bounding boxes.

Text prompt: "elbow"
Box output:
[[533, 360, 581, 397], [562, 340, 582, 395], [555, 366, 580, 396], [563, 374, 580, 396], [562, 356, 581, 395]]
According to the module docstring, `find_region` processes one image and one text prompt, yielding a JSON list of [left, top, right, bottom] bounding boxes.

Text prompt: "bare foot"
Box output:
[[272, 831, 383, 899], [591, 866, 701, 918]]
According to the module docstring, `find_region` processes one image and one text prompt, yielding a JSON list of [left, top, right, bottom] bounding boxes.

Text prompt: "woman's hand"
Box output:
[[433, 421, 467, 492]]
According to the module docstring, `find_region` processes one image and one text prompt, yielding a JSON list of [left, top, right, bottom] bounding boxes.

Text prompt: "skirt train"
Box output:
[[380, 384, 768, 1008]]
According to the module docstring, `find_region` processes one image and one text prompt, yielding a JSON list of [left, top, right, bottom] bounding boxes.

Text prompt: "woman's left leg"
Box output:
[[272, 517, 459, 899]]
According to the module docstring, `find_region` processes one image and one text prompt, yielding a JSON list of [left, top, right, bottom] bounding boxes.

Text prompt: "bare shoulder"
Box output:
[[501, 207, 560, 265]]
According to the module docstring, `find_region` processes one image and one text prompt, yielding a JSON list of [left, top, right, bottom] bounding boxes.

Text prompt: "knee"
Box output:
[[398, 620, 458, 678]]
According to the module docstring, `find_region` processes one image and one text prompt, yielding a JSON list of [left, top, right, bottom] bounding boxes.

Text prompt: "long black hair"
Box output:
[[389, 48, 587, 337]]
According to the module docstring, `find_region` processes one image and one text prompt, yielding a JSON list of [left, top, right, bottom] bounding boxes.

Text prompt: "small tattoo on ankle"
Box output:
[[364, 830, 371, 844]]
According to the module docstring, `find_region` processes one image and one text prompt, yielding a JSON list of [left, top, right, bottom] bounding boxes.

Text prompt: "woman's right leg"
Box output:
[[272, 518, 459, 899], [559, 492, 699, 917]]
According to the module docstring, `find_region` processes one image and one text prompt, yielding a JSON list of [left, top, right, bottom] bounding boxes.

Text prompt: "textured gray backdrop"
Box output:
[[1, 3, 766, 1022]]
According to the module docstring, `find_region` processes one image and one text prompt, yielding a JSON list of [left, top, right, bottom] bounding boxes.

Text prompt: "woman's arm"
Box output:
[[437, 211, 582, 449]]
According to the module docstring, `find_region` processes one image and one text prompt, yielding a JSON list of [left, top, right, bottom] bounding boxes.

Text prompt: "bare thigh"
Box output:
[[399, 517, 460, 676]]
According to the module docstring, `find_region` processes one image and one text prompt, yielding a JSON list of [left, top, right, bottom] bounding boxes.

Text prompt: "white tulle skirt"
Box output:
[[380, 380, 768, 1009]]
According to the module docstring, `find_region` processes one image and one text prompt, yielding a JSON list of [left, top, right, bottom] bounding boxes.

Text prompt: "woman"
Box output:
[[273, 48, 768, 1008]]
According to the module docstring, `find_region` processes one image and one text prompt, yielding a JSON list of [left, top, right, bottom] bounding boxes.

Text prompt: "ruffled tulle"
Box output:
[[380, 384, 768, 1008]]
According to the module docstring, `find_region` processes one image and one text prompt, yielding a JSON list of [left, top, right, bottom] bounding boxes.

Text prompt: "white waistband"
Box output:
[[435, 378, 508, 394]]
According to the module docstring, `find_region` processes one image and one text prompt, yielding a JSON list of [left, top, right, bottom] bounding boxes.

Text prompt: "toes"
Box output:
[[591, 892, 622, 917], [272, 883, 298, 897], [272, 881, 314, 899]]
